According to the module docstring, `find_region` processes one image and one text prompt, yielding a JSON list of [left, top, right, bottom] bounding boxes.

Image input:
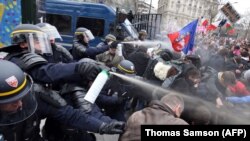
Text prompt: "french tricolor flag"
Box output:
[[201, 19, 209, 27], [206, 21, 221, 31], [206, 19, 227, 31]]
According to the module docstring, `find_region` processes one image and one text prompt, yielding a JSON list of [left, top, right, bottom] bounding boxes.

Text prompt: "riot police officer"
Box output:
[[97, 60, 144, 121], [0, 24, 125, 138], [96, 34, 116, 48], [36, 22, 73, 63], [31, 24, 121, 141], [71, 27, 110, 60], [0, 24, 99, 85], [0, 60, 39, 141], [0, 60, 125, 141], [36, 24, 119, 140]]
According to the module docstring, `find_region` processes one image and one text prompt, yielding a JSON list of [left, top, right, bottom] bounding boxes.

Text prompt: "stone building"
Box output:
[[136, 0, 156, 14], [158, 0, 219, 31]]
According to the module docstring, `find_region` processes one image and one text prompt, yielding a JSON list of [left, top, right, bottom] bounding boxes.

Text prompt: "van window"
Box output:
[[76, 17, 105, 37], [45, 14, 72, 35]]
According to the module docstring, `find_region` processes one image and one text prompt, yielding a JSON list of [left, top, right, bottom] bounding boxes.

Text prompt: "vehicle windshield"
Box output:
[[123, 19, 138, 39]]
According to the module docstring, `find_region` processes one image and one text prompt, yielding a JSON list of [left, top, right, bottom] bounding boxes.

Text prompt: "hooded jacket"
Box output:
[[119, 100, 188, 141]]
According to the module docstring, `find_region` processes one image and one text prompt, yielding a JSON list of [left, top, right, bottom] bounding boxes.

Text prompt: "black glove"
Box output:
[[112, 92, 124, 104], [95, 61, 111, 71], [72, 90, 93, 113], [99, 121, 125, 134], [79, 99, 93, 113], [110, 41, 120, 48], [76, 62, 102, 82]]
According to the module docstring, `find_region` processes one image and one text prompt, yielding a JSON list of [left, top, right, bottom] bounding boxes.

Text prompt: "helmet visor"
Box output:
[[27, 32, 52, 55], [84, 30, 95, 41], [40, 24, 62, 41], [0, 76, 37, 126]]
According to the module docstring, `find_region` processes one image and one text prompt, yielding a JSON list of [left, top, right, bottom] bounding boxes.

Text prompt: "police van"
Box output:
[[39, 0, 139, 49]]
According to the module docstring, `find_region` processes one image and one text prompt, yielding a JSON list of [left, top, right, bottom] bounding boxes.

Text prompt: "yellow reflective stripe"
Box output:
[[117, 64, 134, 74], [0, 77, 27, 96], [75, 32, 85, 35], [11, 30, 44, 36]]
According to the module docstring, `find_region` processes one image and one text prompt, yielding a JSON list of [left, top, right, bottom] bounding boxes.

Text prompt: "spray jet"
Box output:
[[121, 40, 173, 50], [121, 39, 178, 59], [108, 71, 250, 124]]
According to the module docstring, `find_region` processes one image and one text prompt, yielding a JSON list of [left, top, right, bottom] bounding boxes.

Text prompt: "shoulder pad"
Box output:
[[53, 44, 73, 60], [0, 45, 22, 59], [54, 44, 67, 52], [34, 84, 67, 108], [19, 53, 48, 71]]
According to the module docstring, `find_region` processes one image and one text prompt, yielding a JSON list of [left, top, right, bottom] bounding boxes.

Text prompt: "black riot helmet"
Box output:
[[11, 24, 52, 55], [117, 60, 135, 75], [112, 60, 136, 97], [0, 60, 37, 126], [74, 27, 95, 43]]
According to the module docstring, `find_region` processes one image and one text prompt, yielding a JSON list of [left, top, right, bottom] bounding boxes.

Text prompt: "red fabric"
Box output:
[[167, 32, 191, 52], [206, 24, 217, 31], [233, 49, 240, 56], [226, 23, 231, 28], [202, 19, 209, 27], [228, 81, 250, 96], [227, 29, 235, 35], [167, 32, 182, 52]]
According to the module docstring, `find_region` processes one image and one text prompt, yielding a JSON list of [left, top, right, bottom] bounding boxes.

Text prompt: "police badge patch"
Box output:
[[5, 76, 18, 88]]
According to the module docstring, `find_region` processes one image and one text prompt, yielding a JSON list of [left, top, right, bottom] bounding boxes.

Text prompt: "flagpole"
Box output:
[[218, 26, 222, 37], [149, 0, 152, 15], [244, 22, 250, 39], [218, 19, 226, 38]]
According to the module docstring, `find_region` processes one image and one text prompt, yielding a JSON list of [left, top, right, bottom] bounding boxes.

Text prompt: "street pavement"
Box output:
[[95, 134, 119, 141]]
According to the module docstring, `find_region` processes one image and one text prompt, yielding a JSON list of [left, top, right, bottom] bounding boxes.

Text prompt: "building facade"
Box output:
[[136, 0, 156, 14], [158, 0, 218, 31]]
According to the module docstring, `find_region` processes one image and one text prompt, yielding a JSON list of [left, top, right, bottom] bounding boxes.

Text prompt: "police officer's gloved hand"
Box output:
[[78, 99, 93, 113], [76, 62, 102, 82], [110, 41, 120, 47], [99, 121, 125, 134], [96, 62, 111, 72]]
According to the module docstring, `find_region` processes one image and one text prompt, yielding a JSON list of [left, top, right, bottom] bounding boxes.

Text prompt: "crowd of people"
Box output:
[[0, 21, 250, 141]]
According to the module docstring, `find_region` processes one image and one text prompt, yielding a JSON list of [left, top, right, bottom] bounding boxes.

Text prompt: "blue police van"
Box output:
[[39, 0, 138, 49]]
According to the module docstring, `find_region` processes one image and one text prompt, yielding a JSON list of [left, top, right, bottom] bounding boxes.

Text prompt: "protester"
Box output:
[[119, 93, 188, 141], [96, 41, 124, 67], [71, 27, 111, 60]]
